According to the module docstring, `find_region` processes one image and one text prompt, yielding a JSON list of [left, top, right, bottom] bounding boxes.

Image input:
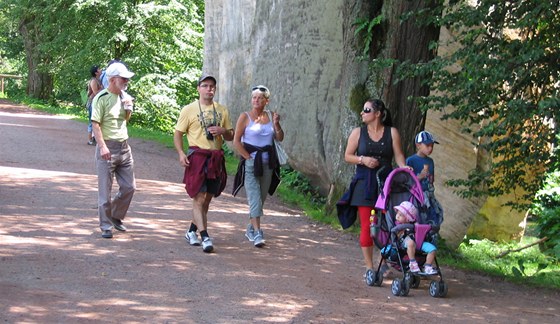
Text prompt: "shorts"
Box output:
[[400, 235, 437, 254], [199, 178, 221, 195]]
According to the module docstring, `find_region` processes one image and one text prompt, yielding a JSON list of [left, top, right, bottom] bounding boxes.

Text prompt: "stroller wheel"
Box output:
[[391, 278, 410, 297], [411, 275, 421, 289], [373, 271, 383, 286], [406, 273, 421, 289], [365, 269, 383, 287], [404, 272, 414, 288], [365, 269, 375, 286], [429, 280, 448, 298]]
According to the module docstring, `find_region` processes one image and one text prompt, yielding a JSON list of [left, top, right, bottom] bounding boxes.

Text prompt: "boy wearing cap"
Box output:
[[91, 62, 136, 239], [174, 74, 234, 253], [406, 131, 444, 225], [394, 201, 438, 274], [406, 131, 438, 191]]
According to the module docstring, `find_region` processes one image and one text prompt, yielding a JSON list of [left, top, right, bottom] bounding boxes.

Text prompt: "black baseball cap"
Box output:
[[198, 74, 216, 86]]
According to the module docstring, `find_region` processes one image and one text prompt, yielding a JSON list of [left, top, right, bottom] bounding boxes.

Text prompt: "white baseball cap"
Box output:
[[105, 62, 134, 79]]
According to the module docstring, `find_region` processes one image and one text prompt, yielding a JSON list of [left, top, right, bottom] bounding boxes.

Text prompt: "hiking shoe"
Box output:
[[202, 237, 214, 253], [101, 230, 113, 239], [253, 229, 265, 247], [185, 231, 201, 246], [424, 264, 438, 275], [87, 140, 95, 146], [245, 224, 255, 242], [409, 260, 420, 273], [111, 218, 127, 232]]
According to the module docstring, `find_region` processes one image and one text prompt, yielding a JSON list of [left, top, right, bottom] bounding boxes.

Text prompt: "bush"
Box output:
[[531, 170, 560, 260], [129, 74, 181, 133]]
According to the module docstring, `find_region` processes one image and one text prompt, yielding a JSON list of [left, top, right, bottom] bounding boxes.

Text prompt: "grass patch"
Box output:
[[275, 167, 335, 224], [128, 127, 176, 149], [439, 236, 560, 289]]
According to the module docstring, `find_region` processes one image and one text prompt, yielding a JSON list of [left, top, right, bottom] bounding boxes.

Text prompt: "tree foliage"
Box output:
[[0, 0, 205, 132], [397, 0, 559, 209], [531, 165, 560, 260]]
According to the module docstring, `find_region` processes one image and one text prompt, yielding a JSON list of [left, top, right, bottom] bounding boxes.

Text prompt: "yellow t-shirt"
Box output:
[[175, 100, 232, 150], [91, 89, 128, 142]]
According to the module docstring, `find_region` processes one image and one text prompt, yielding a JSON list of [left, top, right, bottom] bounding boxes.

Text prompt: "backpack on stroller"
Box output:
[[366, 167, 447, 297]]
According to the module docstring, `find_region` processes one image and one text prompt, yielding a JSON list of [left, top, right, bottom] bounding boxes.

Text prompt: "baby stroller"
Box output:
[[366, 167, 447, 297]]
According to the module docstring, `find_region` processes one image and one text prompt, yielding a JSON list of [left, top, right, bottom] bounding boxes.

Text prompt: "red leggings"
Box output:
[[358, 206, 374, 247]]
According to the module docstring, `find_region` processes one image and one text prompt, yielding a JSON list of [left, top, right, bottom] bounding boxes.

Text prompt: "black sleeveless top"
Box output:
[[350, 126, 394, 206]]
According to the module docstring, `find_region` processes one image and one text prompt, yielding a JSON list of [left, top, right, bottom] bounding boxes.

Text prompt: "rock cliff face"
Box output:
[[203, 1, 524, 247], [203, 0, 365, 192]]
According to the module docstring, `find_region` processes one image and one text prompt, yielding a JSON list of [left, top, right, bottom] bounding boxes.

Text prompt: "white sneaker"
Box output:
[[202, 237, 214, 253], [409, 260, 420, 273], [424, 264, 438, 275], [185, 231, 201, 246], [253, 229, 265, 247]]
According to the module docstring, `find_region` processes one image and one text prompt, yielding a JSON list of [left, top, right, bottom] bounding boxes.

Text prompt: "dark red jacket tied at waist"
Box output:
[[183, 146, 227, 198]]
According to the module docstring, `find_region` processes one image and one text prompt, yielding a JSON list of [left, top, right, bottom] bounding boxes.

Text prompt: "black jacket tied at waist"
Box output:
[[355, 163, 391, 200], [232, 142, 281, 197], [247, 143, 278, 175]]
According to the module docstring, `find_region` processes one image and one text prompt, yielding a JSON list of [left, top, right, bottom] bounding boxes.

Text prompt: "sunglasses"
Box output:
[[362, 107, 376, 113], [252, 86, 269, 92]]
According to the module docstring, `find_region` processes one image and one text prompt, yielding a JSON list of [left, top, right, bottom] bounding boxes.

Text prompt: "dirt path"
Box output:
[[1, 99, 559, 323]]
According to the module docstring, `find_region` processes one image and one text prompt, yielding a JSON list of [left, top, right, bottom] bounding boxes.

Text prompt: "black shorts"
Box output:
[[199, 178, 221, 195]]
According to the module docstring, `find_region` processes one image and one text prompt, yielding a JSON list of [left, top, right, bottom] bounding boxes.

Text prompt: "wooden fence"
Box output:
[[0, 74, 23, 93]]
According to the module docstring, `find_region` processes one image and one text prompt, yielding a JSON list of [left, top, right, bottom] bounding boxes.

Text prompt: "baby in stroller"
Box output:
[[393, 201, 437, 275]]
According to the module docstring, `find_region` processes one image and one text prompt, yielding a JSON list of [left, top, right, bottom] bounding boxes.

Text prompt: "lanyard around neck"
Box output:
[[198, 100, 217, 129]]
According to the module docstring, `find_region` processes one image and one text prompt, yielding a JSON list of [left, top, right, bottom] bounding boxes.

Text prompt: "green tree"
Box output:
[[0, 0, 205, 132], [398, 0, 559, 209]]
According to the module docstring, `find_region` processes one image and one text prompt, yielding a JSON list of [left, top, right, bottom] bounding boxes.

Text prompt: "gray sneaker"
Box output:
[[253, 229, 265, 247], [185, 231, 201, 246], [245, 224, 255, 242], [101, 230, 113, 239], [110, 217, 127, 232], [202, 237, 214, 253]]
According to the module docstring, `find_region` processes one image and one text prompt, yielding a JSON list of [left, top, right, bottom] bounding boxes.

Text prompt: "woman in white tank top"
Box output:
[[233, 85, 284, 247]]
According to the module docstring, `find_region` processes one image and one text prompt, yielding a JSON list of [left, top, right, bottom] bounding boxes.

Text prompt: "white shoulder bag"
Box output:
[[266, 110, 288, 165]]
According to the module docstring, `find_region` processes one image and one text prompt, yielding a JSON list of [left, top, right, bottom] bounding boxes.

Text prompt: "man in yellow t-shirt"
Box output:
[[173, 74, 234, 253]]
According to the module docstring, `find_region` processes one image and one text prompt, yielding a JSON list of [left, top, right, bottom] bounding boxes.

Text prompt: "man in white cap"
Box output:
[[91, 62, 136, 239], [173, 73, 234, 253]]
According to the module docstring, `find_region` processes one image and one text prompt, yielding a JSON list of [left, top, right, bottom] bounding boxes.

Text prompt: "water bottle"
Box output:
[[370, 209, 379, 237]]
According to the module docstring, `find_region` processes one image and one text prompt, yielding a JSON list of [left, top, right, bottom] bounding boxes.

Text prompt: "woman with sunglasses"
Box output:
[[343, 98, 407, 284], [233, 85, 284, 247]]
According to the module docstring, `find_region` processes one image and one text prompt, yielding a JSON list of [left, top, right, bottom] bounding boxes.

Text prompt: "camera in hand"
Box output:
[[206, 124, 215, 140]]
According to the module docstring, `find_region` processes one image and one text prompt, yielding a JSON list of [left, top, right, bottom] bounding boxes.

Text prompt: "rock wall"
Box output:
[[203, 0, 366, 192]]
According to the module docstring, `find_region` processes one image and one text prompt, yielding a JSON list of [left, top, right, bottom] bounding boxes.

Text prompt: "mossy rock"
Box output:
[[348, 83, 369, 115]]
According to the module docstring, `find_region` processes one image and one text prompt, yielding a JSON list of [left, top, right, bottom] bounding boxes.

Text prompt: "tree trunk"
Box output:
[[382, 1, 442, 156], [19, 16, 53, 99]]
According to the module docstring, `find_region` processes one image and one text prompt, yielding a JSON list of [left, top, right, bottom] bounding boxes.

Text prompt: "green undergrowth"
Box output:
[[12, 96, 559, 290], [439, 235, 560, 289]]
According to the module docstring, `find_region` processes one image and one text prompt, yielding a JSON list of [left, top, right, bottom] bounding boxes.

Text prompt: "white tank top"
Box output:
[[242, 112, 274, 160]]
